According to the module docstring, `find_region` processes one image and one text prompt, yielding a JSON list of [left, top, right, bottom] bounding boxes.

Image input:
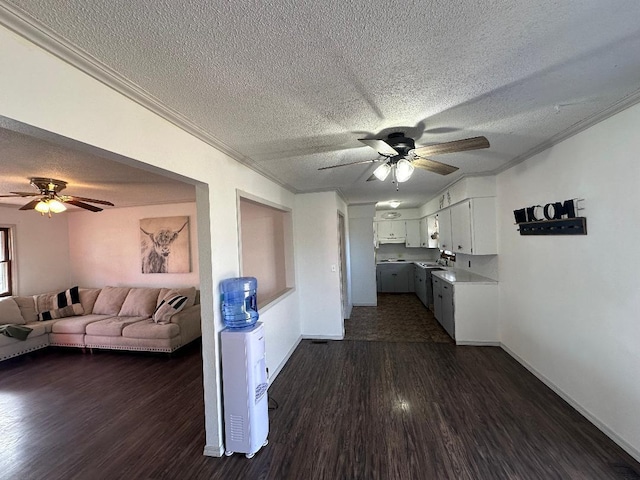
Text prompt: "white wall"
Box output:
[[347, 204, 377, 306], [67, 203, 199, 288], [497, 102, 640, 460], [0, 23, 301, 457], [0, 205, 72, 295], [294, 191, 344, 339]]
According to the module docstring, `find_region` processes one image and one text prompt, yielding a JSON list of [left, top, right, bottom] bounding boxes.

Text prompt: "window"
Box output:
[[0, 227, 14, 297], [238, 194, 294, 308]]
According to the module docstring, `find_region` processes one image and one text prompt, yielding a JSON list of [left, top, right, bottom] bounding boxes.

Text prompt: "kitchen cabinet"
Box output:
[[432, 276, 454, 337], [419, 218, 429, 247], [427, 215, 439, 248], [431, 270, 498, 344], [376, 263, 414, 293], [420, 215, 439, 248], [414, 266, 428, 306], [437, 197, 497, 255], [437, 209, 453, 251], [375, 220, 406, 243], [405, 219, 421, 247]]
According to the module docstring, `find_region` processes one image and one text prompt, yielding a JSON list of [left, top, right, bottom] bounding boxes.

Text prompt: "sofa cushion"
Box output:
[[79, 288, 101, 314], [119, 288, 161, 317], [92, 287, 131, 315], [34, 292, 56, 314], [121, 319, 180, 340], [14, 296, 37, 323], [0, 321, 47, 347], [0, 297, 25, 325], [158, 287, 197, 308], [85, 316, 148, 337], [38, 303, 85, 321], [153, 295, 187, 324], [51, 314, 113, 334]]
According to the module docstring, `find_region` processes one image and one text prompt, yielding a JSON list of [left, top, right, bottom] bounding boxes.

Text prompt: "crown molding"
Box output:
[[492, 87, 640, 175], [0, 2, 296, 194]]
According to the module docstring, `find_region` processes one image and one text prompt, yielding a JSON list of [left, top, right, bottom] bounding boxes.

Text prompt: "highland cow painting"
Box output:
[[140, 216, 191, 274]]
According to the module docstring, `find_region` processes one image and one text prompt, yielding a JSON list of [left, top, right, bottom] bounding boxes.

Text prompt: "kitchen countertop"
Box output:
[[432, 269, 497, 285]]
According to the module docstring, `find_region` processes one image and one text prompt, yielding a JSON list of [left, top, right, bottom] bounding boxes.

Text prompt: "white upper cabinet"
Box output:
[[427, 215, 439, 248], [437, 209, 453, 251], [419, 217, 429, 247], [375, 220, 406, 243], [451, 201, 473, 254], [437, 197, 497, 255], [405, 219, 421, 248]]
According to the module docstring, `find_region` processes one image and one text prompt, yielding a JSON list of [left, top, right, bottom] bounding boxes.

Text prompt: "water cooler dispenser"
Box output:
[[220, 277, 268, 458], [221, 322, 269, 458]]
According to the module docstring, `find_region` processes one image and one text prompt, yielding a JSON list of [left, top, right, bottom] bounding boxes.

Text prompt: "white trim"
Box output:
[[268, 335, 302, 385], [501, 343, 640, 464], [301, 334, 344, 341], [203, 444, 225, 457], [456, 341, 501, 347]]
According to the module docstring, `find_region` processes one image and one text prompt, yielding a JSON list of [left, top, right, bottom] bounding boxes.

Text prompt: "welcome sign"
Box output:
[[513, 198, 586, 235]]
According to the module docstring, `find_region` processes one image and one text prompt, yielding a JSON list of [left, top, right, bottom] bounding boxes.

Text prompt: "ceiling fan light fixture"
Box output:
[[34, 200, 50, 214], [373, 163, 391, 181], [395, 159, 414, 183], [388, 200, 401, 209], [48, 199, 67, 213]]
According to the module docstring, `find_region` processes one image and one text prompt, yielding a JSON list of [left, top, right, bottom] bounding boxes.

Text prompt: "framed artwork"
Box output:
[[140, 216, 191, 273]]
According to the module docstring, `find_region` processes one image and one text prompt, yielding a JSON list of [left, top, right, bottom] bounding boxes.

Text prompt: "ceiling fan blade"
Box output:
[[366, 173, 378, 182], [0, 192, 40, 197], [412, 136, 489, 157], [63, 195, 114, 206], [318, 158, 380, 170], [412, 158, 460, 176], [358, 139, 399, 156], [65, 199, 103, 212], [19, 199, 41, 210]]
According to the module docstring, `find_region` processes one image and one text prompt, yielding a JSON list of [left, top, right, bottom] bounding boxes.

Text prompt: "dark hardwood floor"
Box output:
[[1, 295, 639, 479]]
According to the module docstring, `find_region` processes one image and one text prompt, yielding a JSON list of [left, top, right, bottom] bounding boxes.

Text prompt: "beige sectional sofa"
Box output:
[[0, 286, 201, 362]]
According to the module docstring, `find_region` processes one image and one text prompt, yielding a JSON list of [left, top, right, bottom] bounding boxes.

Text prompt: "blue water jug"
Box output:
[[220, 277, 259, 328]]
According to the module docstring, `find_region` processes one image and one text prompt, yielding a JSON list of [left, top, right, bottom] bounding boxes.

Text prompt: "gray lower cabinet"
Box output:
[[376, 263, 415, 293], [414, 267, 427, 305], [432, 276, 455, 339]]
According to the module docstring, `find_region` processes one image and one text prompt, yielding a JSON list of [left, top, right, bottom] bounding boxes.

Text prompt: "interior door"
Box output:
[[338, 213, 349, 319]]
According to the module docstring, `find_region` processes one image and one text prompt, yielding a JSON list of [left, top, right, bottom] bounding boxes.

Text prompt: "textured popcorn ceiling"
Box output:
[[2, 0, 640, 208]]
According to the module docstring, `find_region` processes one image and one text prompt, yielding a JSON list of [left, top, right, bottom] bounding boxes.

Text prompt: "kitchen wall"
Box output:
[[0, 205, 72, 295], [347, 204, 377, 306], [0, 23, 302, 457], [294, 191, 347, 339], [67, 202, 199, 288], [376, 243, 440, 262], [497, 101, 640, 461]]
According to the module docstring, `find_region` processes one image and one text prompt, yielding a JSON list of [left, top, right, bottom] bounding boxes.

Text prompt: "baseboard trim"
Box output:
[[268, 335, 302, 385], [456, 340, 501, 346], [203, 444, 225, 457], [500, 343, 640, 464], [301, 334, 344, 341]]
